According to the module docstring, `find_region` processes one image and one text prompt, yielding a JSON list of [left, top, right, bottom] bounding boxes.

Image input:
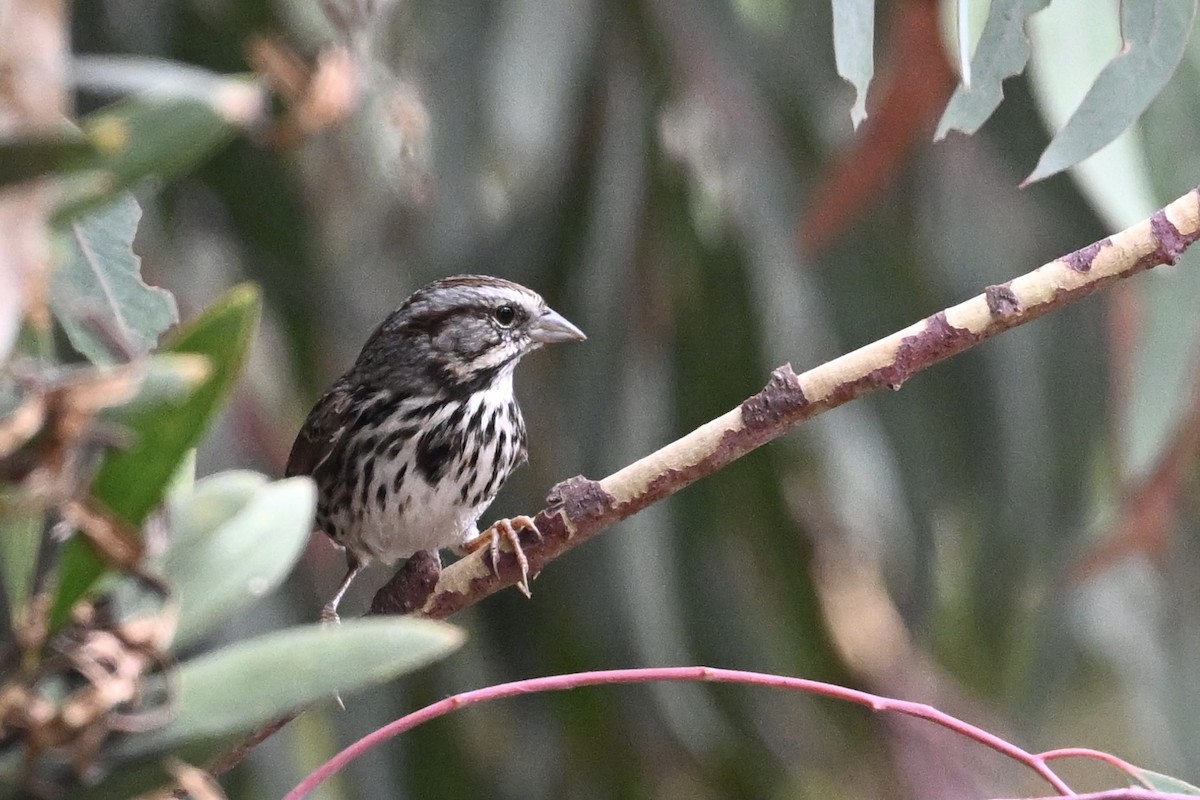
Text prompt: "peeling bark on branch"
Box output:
[[214, 188, 1200, 784], [375, 186, 1200, 620]]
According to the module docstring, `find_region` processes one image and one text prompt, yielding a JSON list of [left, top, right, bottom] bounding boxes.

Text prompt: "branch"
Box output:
[[281, 666, 1077, 800], [207, 187, 1200, 785], [1002, 792, 1199, 800], [373, 187, 1200, 618]]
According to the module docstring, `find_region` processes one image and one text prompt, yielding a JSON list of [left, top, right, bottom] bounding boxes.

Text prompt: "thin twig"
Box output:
[[999, 791, 1200, 800], [281, 666, 1074, 800]]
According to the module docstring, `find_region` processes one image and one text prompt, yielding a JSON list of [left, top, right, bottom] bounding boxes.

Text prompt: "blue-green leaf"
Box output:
[[52, 194, 178, 364], [54, 96, 240, 222], [116, 618, 464, 758], [1025, 0, 1199, 184], [52, 285, 261, 627], [1136, 768, 1200, 794], [935, 0, 1051, 140], [832, 0, 875, 128], [163, 474, 316, 648]]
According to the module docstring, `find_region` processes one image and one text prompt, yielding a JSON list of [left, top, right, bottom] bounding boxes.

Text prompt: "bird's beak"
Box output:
[[530, 308, 586, 344]]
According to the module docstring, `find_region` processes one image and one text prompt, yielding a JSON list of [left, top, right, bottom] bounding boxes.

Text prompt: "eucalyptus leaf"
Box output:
[[72, 55, 260, 109], [1122, 253, 1200, 481], [1136, 768, 1200, 794], [52, 285, 261, 627], [98, 354, 212, 417], [164, 449, 197, 501], [0, 504, 42, 626], [1026, 0, 1159, 229], [54, 97, 238, 222], [164, 476, 315, 648], [67, 740, 236, 800], [117, 618, 464, 758], [1025, 0, 1199, 184], [0, 133, 96, 187], [98, 283, 258, 521], [935, 0, 1050, 140], [51, 194, 178, 364], [165, 470, 269, 552], [831, 0, 874, 128]]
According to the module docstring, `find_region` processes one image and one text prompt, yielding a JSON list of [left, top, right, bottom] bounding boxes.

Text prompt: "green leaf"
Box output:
[[935, 0, 1051, 140], [51, 193, 178, 364], [0, 502, 42, 625], [98, 354, 213, 417], [165, 448, 197, 500], [116, 618, 464, 758], [832, 0, 874, 128], [98, 283, 260, 524], [54, 97, 239, 222], [0, 133, 97, 187], [51, 285, 261, 627], [68, 740, 238, 800], [1026, 0, 1159, 230], [1025, 0, 1199, 184], [1136, 768, 1200, 794], [163, 475, 316, 648], [1120, 253, 1200, 481], [166, 470, 268, 551]]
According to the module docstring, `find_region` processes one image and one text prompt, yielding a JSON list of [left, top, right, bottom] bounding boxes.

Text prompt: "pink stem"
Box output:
[[1039, 748, 1152, 788], [999, 791, 1199, 800], [282, 666, 1076, 799]]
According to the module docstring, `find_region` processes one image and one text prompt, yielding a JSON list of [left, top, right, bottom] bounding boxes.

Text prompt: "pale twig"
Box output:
[[390, 187, 1200, 620]]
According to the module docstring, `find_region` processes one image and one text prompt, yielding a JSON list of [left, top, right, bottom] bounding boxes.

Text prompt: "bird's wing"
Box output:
[[285, 381, 358, 478]]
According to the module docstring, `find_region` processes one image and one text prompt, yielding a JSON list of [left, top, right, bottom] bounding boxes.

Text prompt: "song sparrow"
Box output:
[[286, 275, 585, 621]]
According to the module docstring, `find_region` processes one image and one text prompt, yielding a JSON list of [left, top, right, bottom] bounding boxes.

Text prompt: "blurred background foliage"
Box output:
[[4, 0, 1200, 797]]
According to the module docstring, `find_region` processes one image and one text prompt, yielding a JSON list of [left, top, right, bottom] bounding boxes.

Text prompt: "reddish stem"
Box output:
[[282, 666, 1076, 800], [1039, 748, 1153, 788], [1001, 791, 1199, 800]]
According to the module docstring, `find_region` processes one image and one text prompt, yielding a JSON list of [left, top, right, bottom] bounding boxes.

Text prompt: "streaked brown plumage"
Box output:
[[287, 275, 585, 621]]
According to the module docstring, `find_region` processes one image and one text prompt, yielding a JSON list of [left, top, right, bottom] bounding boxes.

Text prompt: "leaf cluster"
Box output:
[[0, 79, 459, 800]]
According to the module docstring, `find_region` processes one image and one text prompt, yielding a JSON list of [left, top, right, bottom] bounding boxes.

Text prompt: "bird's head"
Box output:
[[358, 275, 585, 394]]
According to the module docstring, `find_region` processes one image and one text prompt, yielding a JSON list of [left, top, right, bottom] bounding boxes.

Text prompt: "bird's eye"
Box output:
[[493, 304, 518, 327]]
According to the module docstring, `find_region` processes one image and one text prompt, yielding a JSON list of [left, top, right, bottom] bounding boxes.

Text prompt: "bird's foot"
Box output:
[[320, 602, 346, 707], [319, 554, 362, 624], [464, 515, 541, 597]]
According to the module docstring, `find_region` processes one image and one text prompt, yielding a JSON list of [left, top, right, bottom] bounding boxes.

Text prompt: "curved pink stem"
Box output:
[[1039, 748, 1152, 788], [999, 791, 1200, 800], [282, 666, 1076, 799]]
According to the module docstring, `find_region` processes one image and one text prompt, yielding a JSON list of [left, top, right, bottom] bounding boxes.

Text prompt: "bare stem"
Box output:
[[999, 791, 1200, 800], [283, 666, 1077, 800]]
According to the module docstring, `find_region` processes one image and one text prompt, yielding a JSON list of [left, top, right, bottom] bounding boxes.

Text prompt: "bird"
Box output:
[[286, 275, 586, 622]]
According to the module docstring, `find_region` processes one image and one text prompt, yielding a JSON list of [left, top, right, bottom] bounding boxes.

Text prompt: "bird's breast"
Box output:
[[328, 381, 527, 563]]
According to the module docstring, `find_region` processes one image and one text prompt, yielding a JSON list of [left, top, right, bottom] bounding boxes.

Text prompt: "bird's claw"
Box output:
[[465, 515, 541, 597], [320, 603, 346, 707]]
